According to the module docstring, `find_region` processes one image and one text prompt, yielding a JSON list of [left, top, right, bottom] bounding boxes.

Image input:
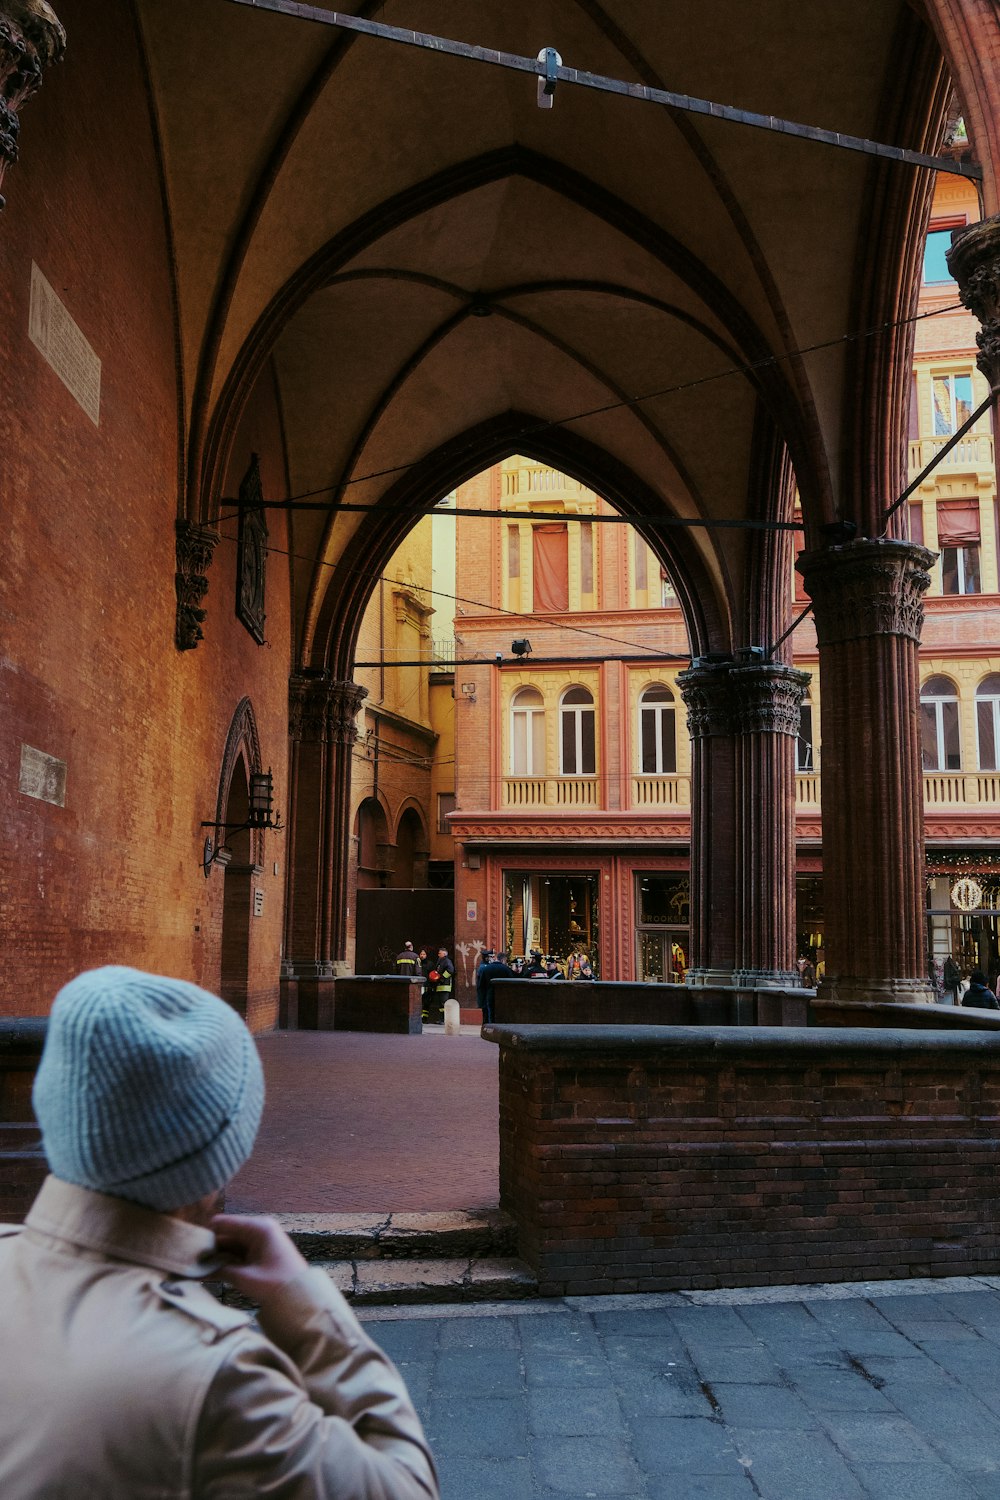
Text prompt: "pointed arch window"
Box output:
[[921, 676, 961, 772], [560, 687, 596, 775], [976, 674, 1000, 772], [639, 685, 676, 774], [511, 687, 545, 775]]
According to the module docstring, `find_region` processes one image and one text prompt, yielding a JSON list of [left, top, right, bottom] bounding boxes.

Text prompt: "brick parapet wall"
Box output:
[[487, 1024, 1000, 1296], [492, 980, 808, 1027]]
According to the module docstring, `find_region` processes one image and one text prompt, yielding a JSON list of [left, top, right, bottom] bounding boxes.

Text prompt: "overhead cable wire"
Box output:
[[216, 301, 968, 521]]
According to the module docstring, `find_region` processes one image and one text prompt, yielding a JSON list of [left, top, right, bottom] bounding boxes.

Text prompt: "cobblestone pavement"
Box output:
[[228, 1029, 498, 1213], [361, 1278, 1000, 1500]]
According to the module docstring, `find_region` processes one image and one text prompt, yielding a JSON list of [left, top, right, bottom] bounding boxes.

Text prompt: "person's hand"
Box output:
[[210, 1213, 309, 1303]]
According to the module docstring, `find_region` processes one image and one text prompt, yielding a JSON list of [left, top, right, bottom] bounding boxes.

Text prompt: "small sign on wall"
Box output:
[[29, 263, 101, 425], [253, 888, 264, 917], [19, 744, 66, 807], [466, 900, 477, 922]]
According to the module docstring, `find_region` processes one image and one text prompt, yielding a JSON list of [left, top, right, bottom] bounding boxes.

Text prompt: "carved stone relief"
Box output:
[[947, 214, 1000, 389], [174, 520, 220, 651], [0, 2, 65, 209]]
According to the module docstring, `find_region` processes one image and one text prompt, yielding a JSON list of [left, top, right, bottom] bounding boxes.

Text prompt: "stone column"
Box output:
[[680, 655, 807, 987], [0, 2, 65, 210], [947, 214, 1000, 495], [283, 675, 366, 1025], [678, 658, 739, 985], [797, 539, 935, 1003], [730, 661, 810, 986]]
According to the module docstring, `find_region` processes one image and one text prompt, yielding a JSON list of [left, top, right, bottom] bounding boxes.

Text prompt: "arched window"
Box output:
[[796, 697, 815, 772], [639, 685, 676, 774], [976, 674, 1000, 771], [511, 687, 545, 775], [920, 676, 961, 772], [560, 687, 596, 775]]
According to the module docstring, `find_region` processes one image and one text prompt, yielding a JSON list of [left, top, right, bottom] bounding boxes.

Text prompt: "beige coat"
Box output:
[[0, 1177, 439, 1499]]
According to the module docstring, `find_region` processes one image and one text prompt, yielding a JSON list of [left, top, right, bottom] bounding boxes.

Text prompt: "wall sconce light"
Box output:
[[511, 638, 532, 657], [201, 768, 283, 875], [461, 681, 477, 703]]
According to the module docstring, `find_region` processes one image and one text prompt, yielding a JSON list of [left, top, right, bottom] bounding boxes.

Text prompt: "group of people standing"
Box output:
[[394, 941, 455, 1010], [475, 947, 594, 1023], [935, 954, 1000, 1008]]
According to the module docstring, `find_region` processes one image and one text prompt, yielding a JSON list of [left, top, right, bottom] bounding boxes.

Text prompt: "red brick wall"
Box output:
[[493, 1026, 1000, 1296], [0, 3, 290, 1029]]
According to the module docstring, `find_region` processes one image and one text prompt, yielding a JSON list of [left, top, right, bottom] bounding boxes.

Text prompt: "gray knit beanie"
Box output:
[[33, 966, 265, 1212]]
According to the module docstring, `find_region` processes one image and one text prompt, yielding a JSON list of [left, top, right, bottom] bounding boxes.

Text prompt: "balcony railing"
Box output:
[[796, 773, 820, 807], [631, 775, 690, 807], [503, 776, 600, 808], [908, 434, 995, 481], [923, 772, 1000, 806], [501, 771, 1000, 815]]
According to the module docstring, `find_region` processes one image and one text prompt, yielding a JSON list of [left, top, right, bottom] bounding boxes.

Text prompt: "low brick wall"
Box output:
[[0, 1020, 47, 1223], [332, 977, 423, 1035], [485, 1023, 1000, 1296], [492, 980, 809, 1028], [812, 999, 1000, 1030]]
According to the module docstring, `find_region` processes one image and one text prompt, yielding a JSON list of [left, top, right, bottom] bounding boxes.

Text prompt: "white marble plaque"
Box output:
[[28, 262, 101, 425], [19, 744, 67, 807]]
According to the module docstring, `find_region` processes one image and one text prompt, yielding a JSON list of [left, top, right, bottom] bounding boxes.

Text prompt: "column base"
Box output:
[[817, 977, 936, 1005], [685, 968, 737, 988]]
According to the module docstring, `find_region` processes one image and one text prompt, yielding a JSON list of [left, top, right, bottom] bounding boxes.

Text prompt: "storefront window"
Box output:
[[503, 872, 599, 973], [636, 875, 689, 982], [926, 869, 1000, 994]]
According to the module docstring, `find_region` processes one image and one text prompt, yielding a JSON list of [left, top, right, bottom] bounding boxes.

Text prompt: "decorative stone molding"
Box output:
[[679, 657, 809, 739], [730, 663, 810, 737], [677, 657, 737, 739], [796, 538, 935, 648], [174, 520, 220, 651], [0, 2, 65, 209], [947, 215, 1000, 389], [288, 674, 367, 743]]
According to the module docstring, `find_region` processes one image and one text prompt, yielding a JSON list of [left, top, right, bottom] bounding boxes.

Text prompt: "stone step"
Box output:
[[212, 1255, 538, 1311], [272, 1207, 518, 1262]]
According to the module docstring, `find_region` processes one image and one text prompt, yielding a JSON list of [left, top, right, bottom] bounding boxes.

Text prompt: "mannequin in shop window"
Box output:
[[670, 941, 688, 984]]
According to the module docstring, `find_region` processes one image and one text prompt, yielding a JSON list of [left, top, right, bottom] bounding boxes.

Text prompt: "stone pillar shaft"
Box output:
[[284, 676, 366, 981], [679, 657, 807, 986], [798, 539, 935, 1002]]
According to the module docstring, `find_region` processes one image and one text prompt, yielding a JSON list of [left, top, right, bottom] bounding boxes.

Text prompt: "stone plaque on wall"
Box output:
[[28, 263, 101, 426], [19, 744, 66, 807]]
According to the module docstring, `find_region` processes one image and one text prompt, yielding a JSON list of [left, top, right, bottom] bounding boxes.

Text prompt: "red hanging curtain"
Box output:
[[532, 524, 569, 612], [937, 500, 981, 546]]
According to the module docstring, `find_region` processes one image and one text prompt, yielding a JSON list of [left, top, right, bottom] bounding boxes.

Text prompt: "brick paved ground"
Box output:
[[228, 1029, 498, 1213], [363, 1278, 1000, 1500]]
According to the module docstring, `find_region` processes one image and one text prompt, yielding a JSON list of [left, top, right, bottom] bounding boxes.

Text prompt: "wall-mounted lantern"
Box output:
[[201, 768, 283, 874]]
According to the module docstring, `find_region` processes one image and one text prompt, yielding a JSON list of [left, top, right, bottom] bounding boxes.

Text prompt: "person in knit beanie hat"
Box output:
[[32, 965, 265, 1211], [0, 967, 438, 1500]]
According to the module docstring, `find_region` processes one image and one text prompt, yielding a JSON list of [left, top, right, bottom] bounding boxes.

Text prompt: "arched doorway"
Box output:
[[392, 806, 428, 889], [356, 796, 390, 888], [219, 754, 253, 1018]]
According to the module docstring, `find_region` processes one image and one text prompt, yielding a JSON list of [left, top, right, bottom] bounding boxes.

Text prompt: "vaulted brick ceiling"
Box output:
[[135, 0, 953, 660]]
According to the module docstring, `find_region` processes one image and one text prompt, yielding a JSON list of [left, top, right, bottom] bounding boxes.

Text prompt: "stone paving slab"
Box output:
[[359, 1278, 1000, 1499]]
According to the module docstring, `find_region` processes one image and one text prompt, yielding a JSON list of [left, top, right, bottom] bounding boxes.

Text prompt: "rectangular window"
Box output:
[[507, 526, 520, 579], [978, 701, 998, 773], [580, 522, 593, 594], [923, 229, 957, 284], [933, 373, 973, 436], [634, 536, 647, 591], [562, 712, 578, 776], [532, 524, 569, 612], [908, 372, 919, 441], [941, 545, 981, 596], [796, 705, 814, 772], [437, 792, 456, 835], [908, 503, 924, 546]]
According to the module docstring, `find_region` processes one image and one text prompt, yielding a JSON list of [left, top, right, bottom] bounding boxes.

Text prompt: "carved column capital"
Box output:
[[174, 520, 220, 651], [0, 2, 65, 209], [730, 663, 811, 737], [796, 538, 934, 648], [947, 215, 1000, 389], [288, 675, 367, 743], [677, 657, 737, 739]]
